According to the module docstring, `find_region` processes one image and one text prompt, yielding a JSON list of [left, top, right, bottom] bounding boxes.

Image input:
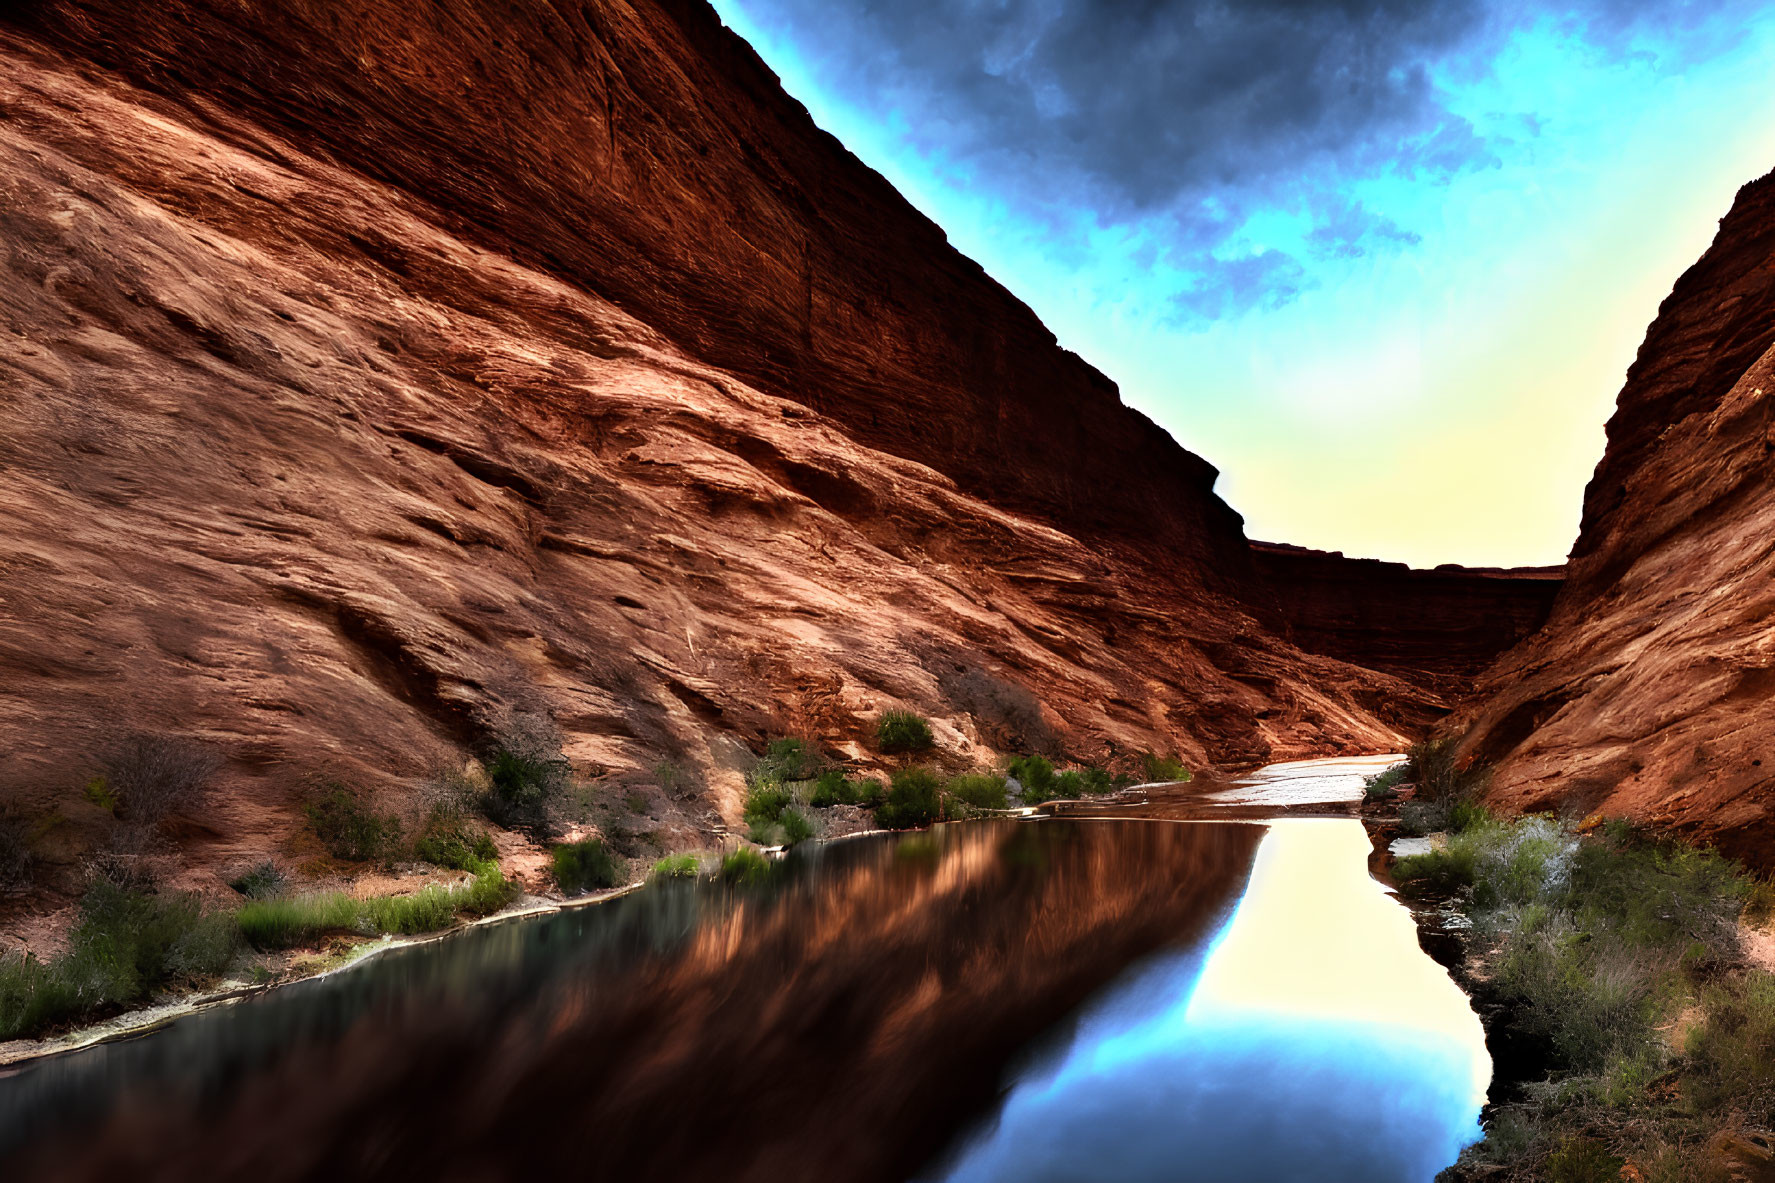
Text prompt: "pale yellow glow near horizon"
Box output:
[[1186, 818, 1489, 1105]]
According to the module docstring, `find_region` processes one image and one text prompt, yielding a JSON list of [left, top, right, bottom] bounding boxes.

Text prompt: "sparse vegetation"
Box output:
[[764, 737, 818, 780], [945, 773, 1008, 811], [237, 866, 518, 950], [99, 733, 222, 832], [412, 803, 499, 871], [228, 861, 286, 900], [1139, 752, 1191, 784], [304, 784, 402, 864], [1008, 755, 1055, 802], [876, 766, 942, 830], [1397, 806, 1772, 1180], [480, 711, 572, 838], [1363, 763, 1406, 801], [876, 710, 934, 755], [720, 847, 773, 885], [0, 809, 34, 896], [810, 768, 858, 807], [550, 838, 625, 895], [0, 881, 239, 1040], [780, 807, 815, 846], [650, 854, 700, 880]]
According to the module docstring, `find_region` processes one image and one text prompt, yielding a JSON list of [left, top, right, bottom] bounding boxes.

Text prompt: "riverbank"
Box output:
[[1364, 787, 1775, 1182]]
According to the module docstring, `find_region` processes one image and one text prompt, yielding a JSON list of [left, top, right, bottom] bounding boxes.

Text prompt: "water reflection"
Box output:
[[1, 821, 1263, 1183], [930, 820, 1488, 1183]]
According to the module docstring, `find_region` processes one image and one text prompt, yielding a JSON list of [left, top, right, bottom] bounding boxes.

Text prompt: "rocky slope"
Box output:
[[1452, 169, 1775, 862], [0, 8, 1463, 916]]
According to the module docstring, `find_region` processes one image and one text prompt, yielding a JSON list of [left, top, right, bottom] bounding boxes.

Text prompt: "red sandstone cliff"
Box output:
[[0, 2, 1469, 910], [1453, 170, 1775, 861], [1249, 542, 1562, 697]]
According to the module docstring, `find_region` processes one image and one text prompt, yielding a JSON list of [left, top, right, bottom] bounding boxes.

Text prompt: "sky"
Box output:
[[706, 0, 1775, 567]]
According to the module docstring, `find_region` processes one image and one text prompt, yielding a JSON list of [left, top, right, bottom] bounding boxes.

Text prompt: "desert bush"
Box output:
[[412, 804, 499, 872], [1049, 770, 1085, 799], [305, 784, 401, 863], [1139, 752, 1191, 784], [0, 882, 241, 1039], [810, 769, 857, 808], [551, 838, 624, 895], [1080, 767, 1126, 796], [1363, 764, 1406, 801], [1403, 736, 1467, 801], [876, 766, 942, 830], [650, 854, 700, 881], [876, 710, 934, 755], [946, 773, 1007, 811], [480, 711, 572, 838], [720, 847, 773, 885], [779, 808, 815, 846], [0, 809, 34, 896], [99, 733, 222, 830], [1007, 755, 1054, 802], [228, 861, 286, 900], [1543, 1139, 1623, 1183], [765, 737, 819, 781]]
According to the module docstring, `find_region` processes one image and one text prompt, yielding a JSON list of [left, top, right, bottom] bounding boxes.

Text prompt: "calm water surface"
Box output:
[[0, 760, 1486, 1182]]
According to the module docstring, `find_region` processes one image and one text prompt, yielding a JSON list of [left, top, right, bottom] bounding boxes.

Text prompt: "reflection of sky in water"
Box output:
[[1212, 754, 1405, 806], [931, 820, 1488, 1183]]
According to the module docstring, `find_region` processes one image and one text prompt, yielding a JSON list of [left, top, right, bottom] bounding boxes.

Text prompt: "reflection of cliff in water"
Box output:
[[7, 820, 1263, 1183]]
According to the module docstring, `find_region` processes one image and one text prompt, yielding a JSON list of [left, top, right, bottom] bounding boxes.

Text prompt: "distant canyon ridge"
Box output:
[[0, 0, 1764, 891]]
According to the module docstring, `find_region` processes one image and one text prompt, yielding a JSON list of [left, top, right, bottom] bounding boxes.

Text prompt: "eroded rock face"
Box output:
[[1249, 542, 1563, 697], [1453, 170, 1775, 862], [0, 17, 1439, 901]]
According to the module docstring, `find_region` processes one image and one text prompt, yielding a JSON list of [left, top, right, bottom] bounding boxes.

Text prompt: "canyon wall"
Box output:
[[0, 3, 1463, 901], [1452, 169, 1775, 861], [1249, 542, 1562, 696]]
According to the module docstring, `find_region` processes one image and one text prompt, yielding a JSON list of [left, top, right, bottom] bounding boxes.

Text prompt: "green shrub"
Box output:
[[877, 766, 942, 830], [0, 883, 240, 1039], [1008, 755, 1054, 801], [1363, 765, 1406, 800], [482, 749, 567, 837], [1080, 767, 1125, 796], [946, 773, 1008, 810], [650, 854, 700, 880], [853, 778, 887, 810], [1393, 845, 1478, 895], [412, 805, 499, 871], [1049, 770, 1085, 799], [1543, 1138, 1623, 1183], [765, 737, 819, 780], [1403, 736, 1467, 801], [228, 861, 286, 900], [876, 710, 934, 755], [810, 769, 857, 808], [551, 839, 624, 895], [779, 808, 815, 846], [1139, 752, 1191, 783], [305, 785, 401, 863], [720, 847, 773, 885]]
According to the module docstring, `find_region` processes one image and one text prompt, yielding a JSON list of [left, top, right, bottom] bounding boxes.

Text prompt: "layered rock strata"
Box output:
[[1453, 170, 1775, 862]]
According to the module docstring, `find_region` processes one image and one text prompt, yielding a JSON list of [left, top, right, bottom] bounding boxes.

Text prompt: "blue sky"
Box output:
[[707, 0, 1775, 567]]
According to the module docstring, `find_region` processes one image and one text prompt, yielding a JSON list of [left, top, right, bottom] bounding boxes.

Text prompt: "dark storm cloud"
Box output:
[[727, 0, 1748, 317], [833, 0, 1487, 211]]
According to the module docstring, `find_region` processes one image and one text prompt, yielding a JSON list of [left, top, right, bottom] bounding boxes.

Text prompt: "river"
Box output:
[[0, 756, 1488, 1181]]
